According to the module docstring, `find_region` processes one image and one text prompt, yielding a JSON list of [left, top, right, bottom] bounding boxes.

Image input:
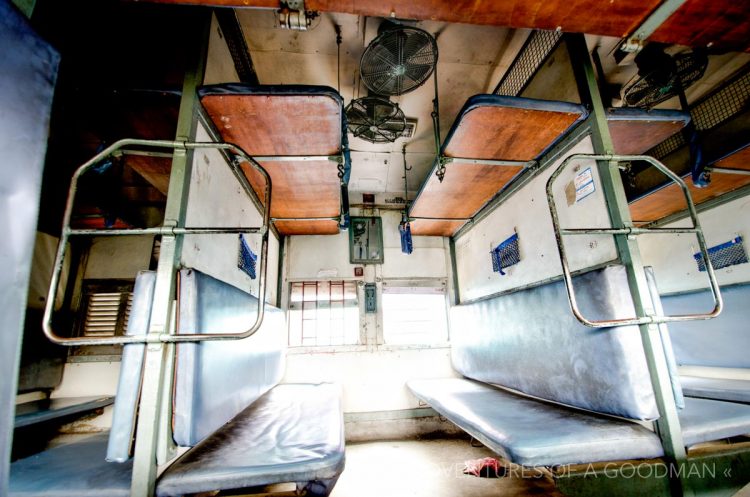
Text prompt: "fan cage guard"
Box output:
[[622, 51, 708, 109], [694, 236, 748, 272], [345, 96, 407, 143], [360, 26, 438, 97], [491, 233, 520, 276], [238, 234, 258, 279]]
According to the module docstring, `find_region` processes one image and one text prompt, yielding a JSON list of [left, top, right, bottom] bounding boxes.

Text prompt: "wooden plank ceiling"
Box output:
[[149, 0, 750, 52], [200, 92, 343, 235]]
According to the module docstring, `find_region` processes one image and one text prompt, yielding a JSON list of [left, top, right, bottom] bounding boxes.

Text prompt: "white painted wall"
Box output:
[[639, 194, 750, 294], [285, 348, 457, 412], [283, 208, 456, 413], [84, 235, 154, 280], [204, 13, 240, 85], [454, 137, 618, 301], [181, 124, 280, 304]]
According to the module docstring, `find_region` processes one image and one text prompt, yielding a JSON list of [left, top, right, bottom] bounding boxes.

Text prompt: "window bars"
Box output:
[[649, 64, 750, 160]]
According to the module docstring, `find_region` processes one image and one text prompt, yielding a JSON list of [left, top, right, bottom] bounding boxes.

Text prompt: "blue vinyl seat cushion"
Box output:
[[157, 383, 345, 497], [680, 376, 750, 404]]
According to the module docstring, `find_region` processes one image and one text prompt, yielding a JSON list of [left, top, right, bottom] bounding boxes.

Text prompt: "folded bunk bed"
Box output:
[[70, 89, 181, 229], [10, 269, 345, 497], [197, 84, 351, 235]]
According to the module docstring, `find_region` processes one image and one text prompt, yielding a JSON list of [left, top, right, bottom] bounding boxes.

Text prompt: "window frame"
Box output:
[[287, 279, 362, 348], [379, 278, 451, 347]]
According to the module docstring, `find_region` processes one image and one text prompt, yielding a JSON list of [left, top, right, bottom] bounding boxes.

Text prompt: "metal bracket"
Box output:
[[619, 0, 688, 53], [277, 1, 316, 31], [435, 156, 449, 182]]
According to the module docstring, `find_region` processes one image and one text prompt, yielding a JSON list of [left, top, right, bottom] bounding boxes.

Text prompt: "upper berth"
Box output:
[[629, 142, 750, 224], [409, 95, 587, 236], [407, 97, 694, 237], [198, 84, 349, 236]]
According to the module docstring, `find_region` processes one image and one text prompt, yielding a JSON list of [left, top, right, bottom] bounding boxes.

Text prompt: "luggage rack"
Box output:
[[43, 138, 273, 346], [546, 153, 723, 328]]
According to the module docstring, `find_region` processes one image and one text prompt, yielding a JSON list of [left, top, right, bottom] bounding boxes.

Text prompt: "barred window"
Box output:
[[288, 281, 359, 347]]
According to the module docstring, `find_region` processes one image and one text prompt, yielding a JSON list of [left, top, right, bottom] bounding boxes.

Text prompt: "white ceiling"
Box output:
[[237, 10, 524, 195]]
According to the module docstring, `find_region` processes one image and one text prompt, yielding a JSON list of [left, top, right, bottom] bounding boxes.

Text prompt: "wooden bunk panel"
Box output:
[[410, 164, 524, 236], [274, 220, 340, 235], [410, 96, 586, 236], [629, 145, 750, 224], [410, 220, 467, 237], [443, 96, 586, 161], [199, 85, 344, 236], [199, 85, 342, 156], [240, 159, 341, 235], [607, 108, 690, 155], [151, 0, 661, 39], [715, 145, 750, 170], [651, 0, 750, 52]]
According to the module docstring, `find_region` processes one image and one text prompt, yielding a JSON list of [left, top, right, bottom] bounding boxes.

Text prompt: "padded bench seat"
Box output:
[[10, 383, 343, 497], [408, 378, 664, 466], [9, 433, 132, 497], [680, 376, 750, 404], [157, 383, 344, 497], [409, 378, 750, 467]]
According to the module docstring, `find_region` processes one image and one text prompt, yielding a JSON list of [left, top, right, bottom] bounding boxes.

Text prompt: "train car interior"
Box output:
[[3, 0, 750, 495]]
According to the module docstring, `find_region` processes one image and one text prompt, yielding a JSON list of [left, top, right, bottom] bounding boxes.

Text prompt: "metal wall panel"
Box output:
[[0, 2, 60, 495]]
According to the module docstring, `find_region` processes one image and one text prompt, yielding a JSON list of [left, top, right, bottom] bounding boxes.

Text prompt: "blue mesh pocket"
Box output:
[[491, 232, 520, 276], [238, 234, 257, 279]]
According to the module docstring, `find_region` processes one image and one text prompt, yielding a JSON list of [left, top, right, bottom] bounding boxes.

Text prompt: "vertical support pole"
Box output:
[[565, 33, 692, 497], [449, 237, 460, 306], [129, 12, 210, 497]]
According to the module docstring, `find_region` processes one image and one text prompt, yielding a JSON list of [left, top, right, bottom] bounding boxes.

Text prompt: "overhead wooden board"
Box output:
[[199, 86, 344, 236], [607, 109, 690, 156], [629, 145, 750, 224], [410, 96, 586, 236], [146, 0, 750, 52]]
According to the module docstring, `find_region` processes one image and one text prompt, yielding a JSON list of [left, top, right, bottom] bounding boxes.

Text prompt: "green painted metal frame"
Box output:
[[130, 12, 210, 496], [554, 444, 750, 497], [620, 0, 689, 52], [565, 33, 693, 497]]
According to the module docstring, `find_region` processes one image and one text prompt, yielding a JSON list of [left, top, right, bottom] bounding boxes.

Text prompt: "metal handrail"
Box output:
[[546, 153, 723, 328], [43, 138, 273, 345]]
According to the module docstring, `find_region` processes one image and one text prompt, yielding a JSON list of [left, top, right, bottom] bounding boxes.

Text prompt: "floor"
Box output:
[[329, 438, 563, 497]]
